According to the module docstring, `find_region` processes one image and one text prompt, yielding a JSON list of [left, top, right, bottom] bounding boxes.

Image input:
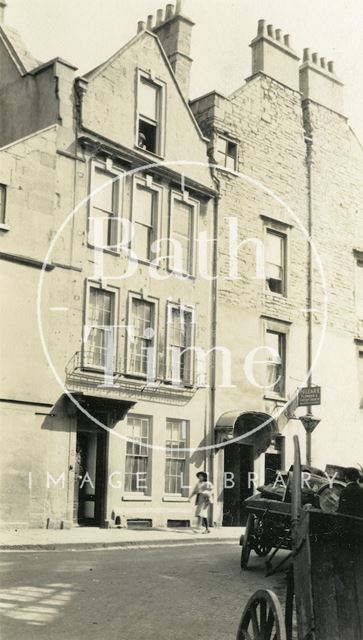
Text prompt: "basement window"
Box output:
[[137, 74, 164, 155], [216, 136, 238, 171]]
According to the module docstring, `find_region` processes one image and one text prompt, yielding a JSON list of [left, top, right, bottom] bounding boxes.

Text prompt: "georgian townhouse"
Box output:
[[0, 2, 217, 529]]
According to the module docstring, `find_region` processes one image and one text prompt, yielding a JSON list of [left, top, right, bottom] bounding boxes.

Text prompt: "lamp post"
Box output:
[[299, 413, 321, 466]]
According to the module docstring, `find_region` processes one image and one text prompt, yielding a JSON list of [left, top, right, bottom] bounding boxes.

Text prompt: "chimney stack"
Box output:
[[151, 2, 195, 100], [0, 0, 7, 24], [299, 50, 344, 115], [249, 19, 300, 91]]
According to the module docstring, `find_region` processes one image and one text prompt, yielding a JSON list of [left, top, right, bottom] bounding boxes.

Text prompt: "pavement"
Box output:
[[0, 525, 244, 551]]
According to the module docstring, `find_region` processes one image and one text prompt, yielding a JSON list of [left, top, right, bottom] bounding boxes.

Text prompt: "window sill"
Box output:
[[134, 145, 164, 162], [162, 496, 190, 502], [166, 268, 196, 281], [0, 223, 10, 232], [216, 165, 238, 176], [128, 255, 160, 268], [122, 494, 152, 502], [87, 242, 121, 256]]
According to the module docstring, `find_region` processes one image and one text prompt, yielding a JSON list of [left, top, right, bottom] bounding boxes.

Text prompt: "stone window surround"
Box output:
[[260, 315, 291, 402], [168, 189, 199, 278], [135, 68, 166, 159], [164, 301, 196, 386], [0, 183, 8, 230], [130, 174, 163, 265], [261, 214, 292, 299], [87, 159, 125, 255], [123, 413, 153, 497], [214, 132, 239, 173], [125, 290, 159, 380]]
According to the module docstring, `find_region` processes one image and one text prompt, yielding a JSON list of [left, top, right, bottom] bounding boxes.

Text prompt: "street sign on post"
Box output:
[[298, 386, 321, 407]]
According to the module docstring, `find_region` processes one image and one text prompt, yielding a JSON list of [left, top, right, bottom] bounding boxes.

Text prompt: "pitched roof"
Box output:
[[0, 24, 40, 74]]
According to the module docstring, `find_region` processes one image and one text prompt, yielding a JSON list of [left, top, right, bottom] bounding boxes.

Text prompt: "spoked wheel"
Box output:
[[253, 519, 273, 557], [241, 514, 255, 570], [236, 589, 287, 640]]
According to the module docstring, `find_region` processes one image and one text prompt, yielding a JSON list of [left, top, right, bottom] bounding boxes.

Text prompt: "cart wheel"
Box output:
[[253, 518, 273, 557], [318, 482, 344, 513], [241, 514, 254, 570], [236, 589, 287, 640]]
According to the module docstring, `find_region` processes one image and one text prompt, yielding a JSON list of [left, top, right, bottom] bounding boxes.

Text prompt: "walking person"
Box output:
[[190, 471, 214, 533]]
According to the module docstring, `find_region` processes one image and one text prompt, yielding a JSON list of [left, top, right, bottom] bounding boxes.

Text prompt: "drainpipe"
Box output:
[[208, 164, 220, 520], [305, 135, 313, 465]]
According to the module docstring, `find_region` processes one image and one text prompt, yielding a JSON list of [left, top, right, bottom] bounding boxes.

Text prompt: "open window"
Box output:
[[137, 73, 164, 155], [265, 229, 287, 295]]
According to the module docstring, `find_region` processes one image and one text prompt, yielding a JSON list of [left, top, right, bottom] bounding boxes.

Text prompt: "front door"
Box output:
[[223, 443, 254, 526], [73, 416, 107, 526]]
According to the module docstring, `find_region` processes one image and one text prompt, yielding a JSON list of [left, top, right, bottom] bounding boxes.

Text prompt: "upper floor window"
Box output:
[[84, 285, 116, 370], [89, 163, 122, 251], [132, 179, 161, 262], [0, 184, 7, 224], [128, 296, 156, 377], [137, 74, 164, 155], [356, 260, 363, 318], [165, 419, 188, 495], [125, 415, 151, 494], [265, 230, 286, 295], [359, 352, 363, 410], [265, 330, 286, 396], [216, 136, 238, 171], [166, 304, 194, 385], [169, 193, 198, 276]]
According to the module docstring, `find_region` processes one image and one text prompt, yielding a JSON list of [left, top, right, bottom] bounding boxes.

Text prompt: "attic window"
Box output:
[[216, 136, 238, 171], [137, 76, 163, 155]]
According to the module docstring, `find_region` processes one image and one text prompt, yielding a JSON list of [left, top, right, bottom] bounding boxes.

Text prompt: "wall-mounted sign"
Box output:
[[298, 386, 321, 406]]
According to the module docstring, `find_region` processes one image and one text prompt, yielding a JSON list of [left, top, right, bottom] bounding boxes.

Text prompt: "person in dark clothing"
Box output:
[[337, 467, 363, 518]]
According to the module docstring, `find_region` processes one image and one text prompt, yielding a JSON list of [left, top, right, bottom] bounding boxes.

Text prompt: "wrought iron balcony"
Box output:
[[65, 351, 198, 405]]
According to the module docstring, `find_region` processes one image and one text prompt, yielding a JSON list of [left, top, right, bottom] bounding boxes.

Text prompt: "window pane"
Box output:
[[173, 201, 192, 238], [0, 185, 6, 224], [134, 187, 154, 226], [216, 137, 227, 155], [266, 232, 283, 267], [356, 262, 363, 318], [129, 300, 154, 375], [165, 419, 187, 494], [92, 169, 114, 212], [134, 225, 151, 261], [359, 354, 363, 409], [125, 416, 150, 493], [139, 80, 158, 121], [266, 331, 285, 395], [85, 289, 114, 368]]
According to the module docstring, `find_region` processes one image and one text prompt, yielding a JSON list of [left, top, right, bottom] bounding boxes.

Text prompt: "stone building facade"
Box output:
[[0, 3, 362, 529]]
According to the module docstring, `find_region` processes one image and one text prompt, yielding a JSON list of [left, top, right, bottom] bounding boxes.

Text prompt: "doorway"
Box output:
[[73, 415, 108, 526], [222, 443, 254, 526]]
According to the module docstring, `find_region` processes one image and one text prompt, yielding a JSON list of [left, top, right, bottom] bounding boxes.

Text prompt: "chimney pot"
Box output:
[[303, 48, 311, 62], [147, 14, 154, 29], [320, 57, 326, 69], [275, 28, 282, 41], [257, 19, 267, 37], [267, 24, 274, 38], [165, 4, 174, 20], [137, 20, 146, 33], [175, 0, 182, 14], [156, 9, 164, 25], [283, 34, 291, 48], [328, 60, 335, 74]]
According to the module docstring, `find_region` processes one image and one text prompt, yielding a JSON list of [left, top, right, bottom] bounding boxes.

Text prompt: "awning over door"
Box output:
[[215, 410, 278, 454], [64, 392, 136, 423]]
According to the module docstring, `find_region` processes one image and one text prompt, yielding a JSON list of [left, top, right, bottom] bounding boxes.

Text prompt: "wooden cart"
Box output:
[[236, 436, 363, 640], [240, 497, 291, 569]]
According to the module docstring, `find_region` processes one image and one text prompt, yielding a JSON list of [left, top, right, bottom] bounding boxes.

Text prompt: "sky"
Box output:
[[5, 0, 363, 141]]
